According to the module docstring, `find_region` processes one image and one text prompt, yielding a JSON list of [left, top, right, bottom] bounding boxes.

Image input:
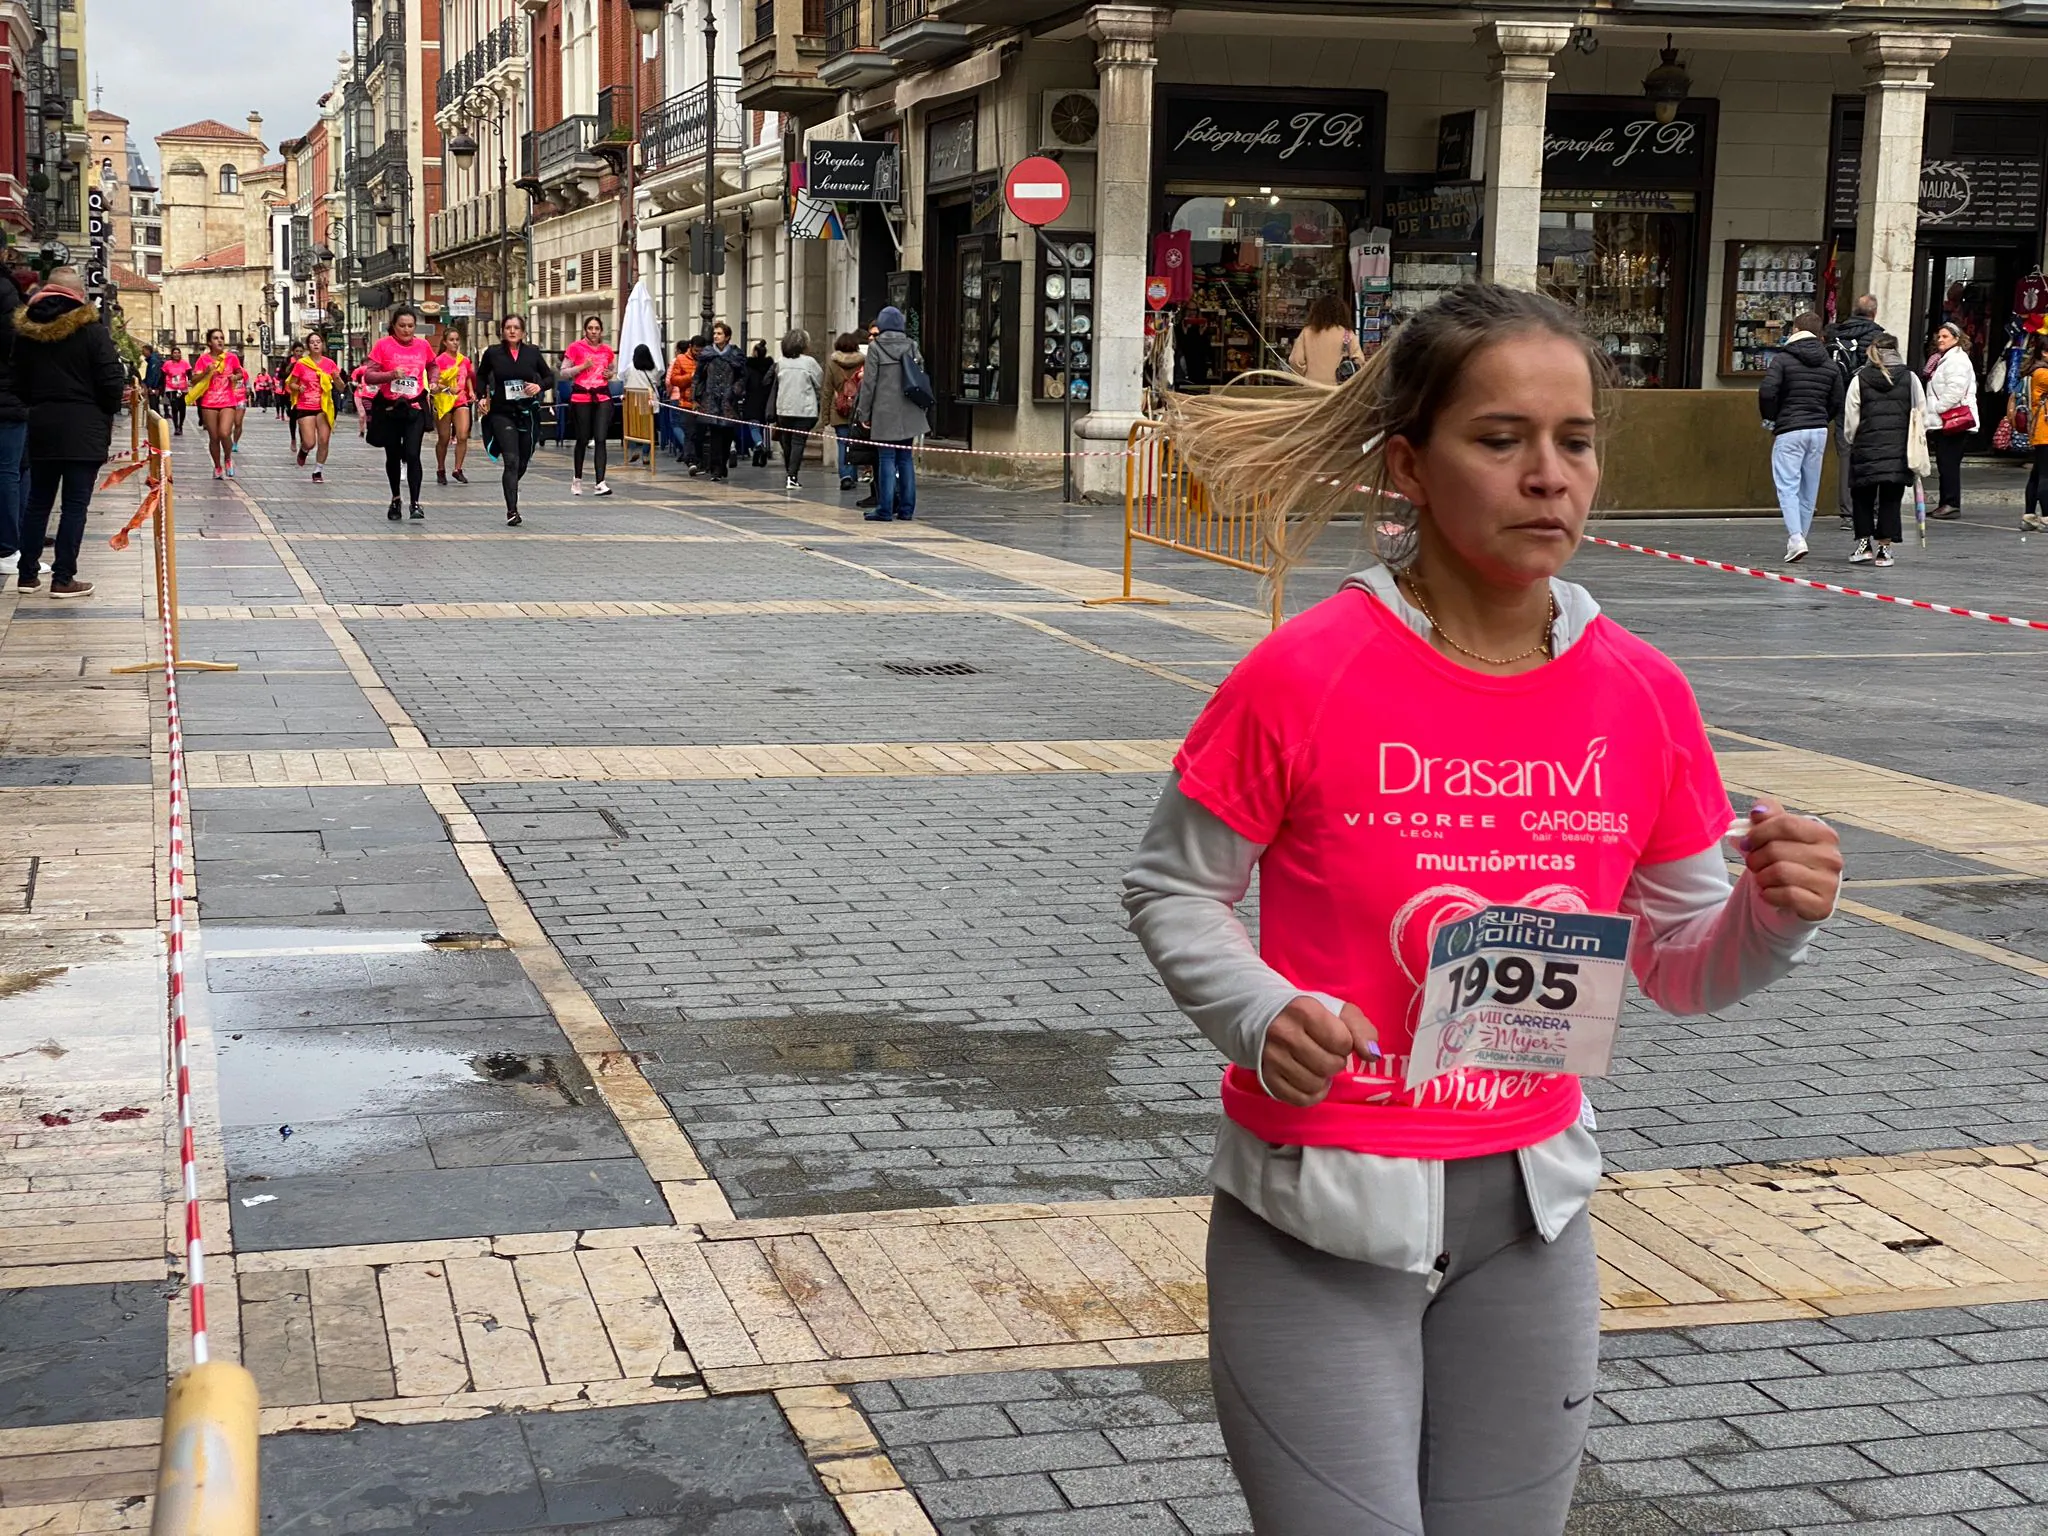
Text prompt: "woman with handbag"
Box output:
[[362, 307, 438, 521], [1288, 294, 1363, 386], [1923, 320, 1978, 519], [1843, 333, 1927, 568]]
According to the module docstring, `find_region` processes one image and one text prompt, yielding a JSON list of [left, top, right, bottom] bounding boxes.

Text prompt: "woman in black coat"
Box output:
[[1841, 331, 1926, 570], [13, 268, 127, 598], [742, 338, 775, 467]]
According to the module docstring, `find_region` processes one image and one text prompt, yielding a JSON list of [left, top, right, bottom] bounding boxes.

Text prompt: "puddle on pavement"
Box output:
[[203, 926, 505, 959], [217, 1029, 593, 1127]]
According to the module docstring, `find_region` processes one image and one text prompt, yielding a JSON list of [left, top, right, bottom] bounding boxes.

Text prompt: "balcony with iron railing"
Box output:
[[639, 78, 740, 179], [532, 114, 601, 184], [436, 17, 522, 114], [818, 0, 895, 88], [359, 243, 410, 282], [880, 0, 972, 61], [740, 0, 832, 110]]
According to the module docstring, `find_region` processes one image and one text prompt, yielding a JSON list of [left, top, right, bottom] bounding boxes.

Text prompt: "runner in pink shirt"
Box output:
[[189, 329, 245, 478], [159, 350, 190, 436], [287, 332, 340, 483], [431, 323, 477, 486], [561, 316, 616, 496], [362, 307, 438, 520], [1122, 285, 1844, 1534]]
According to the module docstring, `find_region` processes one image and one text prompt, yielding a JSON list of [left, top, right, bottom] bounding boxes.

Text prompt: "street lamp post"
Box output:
[[700, 0, 717, 336], [627, 2, 666, 334]]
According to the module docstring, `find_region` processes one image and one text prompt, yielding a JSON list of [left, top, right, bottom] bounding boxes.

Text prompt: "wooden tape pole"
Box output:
[[149, 1359, 260, 1536]]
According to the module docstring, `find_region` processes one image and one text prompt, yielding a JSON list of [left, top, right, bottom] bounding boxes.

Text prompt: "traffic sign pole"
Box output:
[[1004, 158, 1076, 500]]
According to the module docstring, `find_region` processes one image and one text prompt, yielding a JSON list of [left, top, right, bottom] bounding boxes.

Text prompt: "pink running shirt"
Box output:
[[196, 351, 244, 409], [1174, 588, 1732, 1161], [368, 335, 438, 404], [291, 355, 338, 412], [563, 340, 614, 402], [161, 359, 190, 391]]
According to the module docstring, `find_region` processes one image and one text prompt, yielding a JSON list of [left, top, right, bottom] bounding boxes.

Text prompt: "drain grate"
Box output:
[[881, 661, 985, 677]]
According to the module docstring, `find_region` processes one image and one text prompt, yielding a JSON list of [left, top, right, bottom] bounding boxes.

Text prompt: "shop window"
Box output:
[[1538, 200, 1689, 389], [1169, 194, 1353, 380]]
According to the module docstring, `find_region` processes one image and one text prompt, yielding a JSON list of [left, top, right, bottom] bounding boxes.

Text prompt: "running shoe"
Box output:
[[1849, 538, 1874, 563], [225, 461, 236, 479], [571, 479, 584, 496], [1785, 535, 1808, 564], [1874, 543, 1894, 568], [410, 503, 425, 520], [311, 469, 323, 484], [452, 470, 467, 484], [388, 497, 402, 521], [437, 469, 448, 486], [296, 446, 309, 467], [787, 476, 800, 489], [593, 481, 612, 497], [506, 510, 522, 527]]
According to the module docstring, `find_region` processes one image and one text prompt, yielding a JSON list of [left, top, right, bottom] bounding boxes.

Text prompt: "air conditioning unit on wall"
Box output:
[[1040, 90, 1100, 154]]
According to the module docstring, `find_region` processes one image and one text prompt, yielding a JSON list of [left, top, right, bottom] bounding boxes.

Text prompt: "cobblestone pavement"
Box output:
[[5, 426, 2048, 1534]]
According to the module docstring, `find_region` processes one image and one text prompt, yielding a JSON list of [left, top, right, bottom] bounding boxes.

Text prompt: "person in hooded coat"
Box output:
[[852, 305, 930, 521], [1842, 330, 1926, 570], [1758, 311, 1844, 565], [13, 267, 126, 598], [692, 322, 747, 483]]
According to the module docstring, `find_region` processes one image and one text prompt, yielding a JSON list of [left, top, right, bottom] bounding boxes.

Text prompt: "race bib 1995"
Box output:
[[1406, 904, 1636, 1091]]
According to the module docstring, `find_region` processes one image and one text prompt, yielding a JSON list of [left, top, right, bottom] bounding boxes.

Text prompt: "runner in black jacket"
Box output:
[[475, 316, 555, 526]]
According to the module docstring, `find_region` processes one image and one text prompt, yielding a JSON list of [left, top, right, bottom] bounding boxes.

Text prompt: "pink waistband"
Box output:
[[1219, 1064, 1582, 1160]]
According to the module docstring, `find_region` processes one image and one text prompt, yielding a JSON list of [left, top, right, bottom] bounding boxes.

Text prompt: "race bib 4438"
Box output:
[[1407, 904, 1635, 1091]]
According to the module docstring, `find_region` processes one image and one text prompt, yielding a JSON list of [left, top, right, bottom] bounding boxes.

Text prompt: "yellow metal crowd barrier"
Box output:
[[622, 388, 657, 472], [1095, 419, 1286, 630]]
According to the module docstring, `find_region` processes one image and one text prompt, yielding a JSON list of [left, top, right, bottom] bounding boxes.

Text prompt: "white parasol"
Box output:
[[617, 278, 665, 379]]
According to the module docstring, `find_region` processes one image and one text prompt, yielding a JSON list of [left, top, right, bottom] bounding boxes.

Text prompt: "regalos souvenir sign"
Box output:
[[1407, 904, 1637, 1091]]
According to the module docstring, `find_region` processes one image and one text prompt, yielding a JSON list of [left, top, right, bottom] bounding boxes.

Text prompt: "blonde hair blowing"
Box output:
[[1160, 284, 1613, 582]]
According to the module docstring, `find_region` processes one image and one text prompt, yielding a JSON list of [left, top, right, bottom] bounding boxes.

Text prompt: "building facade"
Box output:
[[156, 116, 287, 354], [431, 0, 529, 335], [342, 0, 444, 341]]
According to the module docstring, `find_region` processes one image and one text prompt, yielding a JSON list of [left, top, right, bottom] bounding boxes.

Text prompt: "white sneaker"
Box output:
[[571, 478, 584, 496], [1874, 543, 1895, 568], [1849, 538, 1875, 564], [787, 475, 800, 489], [1785, 535, 1808, 564], [0, 552, 16, 576], [2023, 512, 2046, 531], [593, 481, 612, 497]]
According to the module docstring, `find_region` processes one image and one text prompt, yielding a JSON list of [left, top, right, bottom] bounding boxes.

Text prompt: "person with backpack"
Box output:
[[1825, 295, 1884, 525], [824, 332, 865, 491], [1758, 311, 1844, 565], [743, 338, 776, 467], [852, 305, 931, 521], [692, 321, 748, 484], [1843, 330, 1928, 569]]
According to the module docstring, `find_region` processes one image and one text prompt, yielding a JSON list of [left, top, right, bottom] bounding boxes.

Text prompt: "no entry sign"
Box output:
[[1004, 156, 1071, 227]]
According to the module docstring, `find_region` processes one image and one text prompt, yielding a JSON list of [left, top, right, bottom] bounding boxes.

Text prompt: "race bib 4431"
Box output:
[[1407, 904, 1636, 1091]]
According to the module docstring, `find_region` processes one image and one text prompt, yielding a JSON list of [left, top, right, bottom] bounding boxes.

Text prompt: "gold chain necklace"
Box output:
[[1399, 576, 1557, 667]]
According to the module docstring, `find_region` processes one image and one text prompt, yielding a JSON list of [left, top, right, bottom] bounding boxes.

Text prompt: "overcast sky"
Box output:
[[90, 0, 353, 173]]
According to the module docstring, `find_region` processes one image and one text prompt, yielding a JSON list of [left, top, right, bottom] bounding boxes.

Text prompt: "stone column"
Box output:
[[1075, 3, 1168, 499], [1477, 20, 1574, 290], [1851, 33, 1950, 336]]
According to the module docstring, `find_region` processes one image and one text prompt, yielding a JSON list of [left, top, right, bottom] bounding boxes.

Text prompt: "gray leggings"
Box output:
[[1207, 1154, 1599, 1535]]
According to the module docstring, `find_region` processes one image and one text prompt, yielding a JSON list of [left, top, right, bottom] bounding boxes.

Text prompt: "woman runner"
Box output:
[[475, 315, 553, 527], [288, 333, 340, 483], [1122, 284, 1843, 1536], [432, 324, 477, 485], [190, 329, 245, 478], [563, 316, 615, 496], [362, 307, 437, 520], [160, 348, 189, 436]]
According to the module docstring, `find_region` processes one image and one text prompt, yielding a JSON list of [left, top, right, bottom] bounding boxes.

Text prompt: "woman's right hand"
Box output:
[[523, 382, 540, 398], [1260, 996, 1379, 1106]]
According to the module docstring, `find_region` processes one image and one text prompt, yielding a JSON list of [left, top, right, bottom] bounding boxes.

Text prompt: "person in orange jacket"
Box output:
[[664, 339, 698, 465]]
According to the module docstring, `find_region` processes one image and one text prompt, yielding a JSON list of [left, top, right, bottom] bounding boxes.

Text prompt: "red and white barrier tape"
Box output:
[[149, 455, 212, 1363], [1582, 533, 2048, 632]]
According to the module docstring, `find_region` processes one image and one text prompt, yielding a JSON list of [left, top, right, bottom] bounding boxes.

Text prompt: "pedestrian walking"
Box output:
[[1923, 319, 1978, 519], [13, 267, 129, 599], [692, 322, 748, 484], [1843, 331, 1928, 569], [823, 332, 865, 491], [1758, 311, 1843, 564], [1826, 296, 1885, 527], [852, 305, 929, 521], [2018, 335, 2048, 531], [0, 260, 25, 582], [663, 339, 696, 464], [140, 343, 163, 419], [1121, 283, 1842, 1536], [475, 314, 554, 528], [1287, 293, 1363, 385], [622, 345, 665, 467], [743, 339, 775, 466], [362, 307, 437, 521], [287, 332, 339, 483], [432, 324, 477, 486], [563, 316, 616, 496], [769, 329, 824, 489]]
